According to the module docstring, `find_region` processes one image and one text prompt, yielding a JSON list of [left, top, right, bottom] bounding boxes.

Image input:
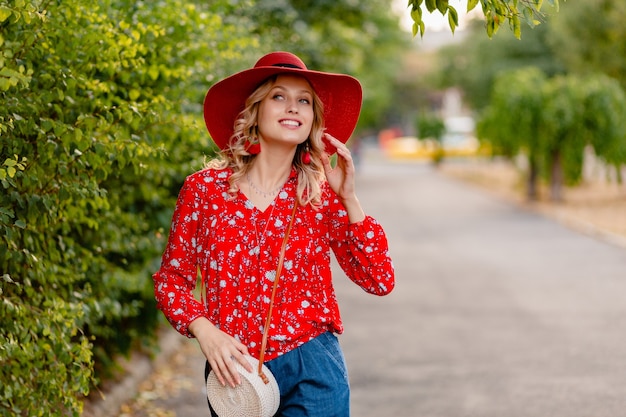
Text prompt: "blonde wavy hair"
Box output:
[[206, 75, 327, 208]]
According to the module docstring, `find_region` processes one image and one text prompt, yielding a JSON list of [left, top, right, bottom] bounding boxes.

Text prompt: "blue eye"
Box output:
[[300, 98, 311, 104]]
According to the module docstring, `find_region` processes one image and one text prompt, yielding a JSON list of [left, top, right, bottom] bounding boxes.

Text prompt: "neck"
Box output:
[[248, 149, 295, 190]]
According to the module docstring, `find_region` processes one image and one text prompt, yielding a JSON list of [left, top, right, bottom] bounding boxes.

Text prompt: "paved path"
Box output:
[[122, 158, 626, 417]]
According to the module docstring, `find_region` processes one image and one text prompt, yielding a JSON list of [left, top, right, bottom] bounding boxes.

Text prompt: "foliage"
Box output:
[[407, 0, 564, 39], [0, 0, 252, 415], [239, 0, 409, 131], [583, 77, 626, 179], [476, 67, 545, 154], [416, 112, 446, 164], [478, 69, 626, 200], [539, 74, 626, 191], [547, 0, 626, 91], [436, 18, 565, 110], [434, 0, 626, 112], [416, 113, 446, 141]]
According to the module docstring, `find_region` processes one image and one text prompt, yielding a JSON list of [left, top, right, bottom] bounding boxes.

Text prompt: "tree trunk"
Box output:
[[526, 153, 539, 201], [550, 151, 564, 202]]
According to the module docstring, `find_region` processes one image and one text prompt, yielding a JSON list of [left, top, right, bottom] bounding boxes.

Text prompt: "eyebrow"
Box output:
[[272, 85, 313, 96]]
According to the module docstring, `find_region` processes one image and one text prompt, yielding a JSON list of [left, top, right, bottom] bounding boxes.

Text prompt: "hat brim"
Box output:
[[204, 66, 362, 154]]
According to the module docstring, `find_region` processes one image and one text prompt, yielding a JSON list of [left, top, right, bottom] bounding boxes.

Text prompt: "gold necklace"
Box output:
[[246, 172, 285, 199]]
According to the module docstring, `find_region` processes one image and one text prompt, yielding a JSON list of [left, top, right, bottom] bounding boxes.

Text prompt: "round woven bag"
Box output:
[[206, 355, 280, 417]]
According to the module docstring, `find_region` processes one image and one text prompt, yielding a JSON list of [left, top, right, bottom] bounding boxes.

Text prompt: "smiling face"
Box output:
[[256, 74, 315, 149]]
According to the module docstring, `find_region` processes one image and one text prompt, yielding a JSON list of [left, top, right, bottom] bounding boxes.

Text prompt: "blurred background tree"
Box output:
[[436, 17, 566, 110], [476, 67, 547, 200], [416, 112, 446, 165], [548, 0, 626, 90], [433, 0, 626, 201]]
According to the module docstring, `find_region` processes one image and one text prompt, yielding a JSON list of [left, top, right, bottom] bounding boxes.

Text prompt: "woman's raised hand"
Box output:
[[321, 133, 365, 223]]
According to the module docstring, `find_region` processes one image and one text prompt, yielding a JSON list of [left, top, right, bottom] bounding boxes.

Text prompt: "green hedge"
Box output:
[[0, 0, 406, 414], [0, 1, 253, 415]]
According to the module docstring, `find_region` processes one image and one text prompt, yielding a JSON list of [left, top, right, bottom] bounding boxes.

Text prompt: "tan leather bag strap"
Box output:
[[257, 202, 298, 383]]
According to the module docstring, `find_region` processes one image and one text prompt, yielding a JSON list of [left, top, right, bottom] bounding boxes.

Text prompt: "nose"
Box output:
[[287, 98, 298, 113]]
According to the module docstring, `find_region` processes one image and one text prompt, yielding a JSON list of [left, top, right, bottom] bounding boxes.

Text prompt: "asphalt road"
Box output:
[[123, 158, 626, 417]]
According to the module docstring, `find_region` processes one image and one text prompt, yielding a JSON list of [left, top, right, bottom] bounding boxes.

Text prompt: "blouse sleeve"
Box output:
[[328, 193, 395, 296], [152, 175, 206, 337]]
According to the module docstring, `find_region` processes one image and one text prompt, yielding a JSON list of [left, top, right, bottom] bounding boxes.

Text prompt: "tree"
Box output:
[[436, 18, 565, 110], [478, 70, 626, 201], [547, 0, 626, 91], [406, 0, 565, 38], [416, 113, 446, 165], [538, 75, 626, 198], [582, 77, 626, 182], [476, 67, 547, 199]]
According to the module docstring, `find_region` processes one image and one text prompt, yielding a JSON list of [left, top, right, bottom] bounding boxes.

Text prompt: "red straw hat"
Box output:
[[203, 51, 362, 153]]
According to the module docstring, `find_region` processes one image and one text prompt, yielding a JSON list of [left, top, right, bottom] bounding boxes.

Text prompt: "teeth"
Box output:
[[281, 120, 300, 127]]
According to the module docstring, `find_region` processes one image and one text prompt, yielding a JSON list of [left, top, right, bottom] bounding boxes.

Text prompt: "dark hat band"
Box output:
[[271, 63, 304, 69]]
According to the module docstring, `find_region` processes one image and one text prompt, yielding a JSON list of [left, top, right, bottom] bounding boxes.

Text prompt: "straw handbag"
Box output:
[[206, 204, 297, 417]]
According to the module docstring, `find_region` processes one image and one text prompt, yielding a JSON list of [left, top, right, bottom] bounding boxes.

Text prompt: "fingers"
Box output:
[[231, 346, 253, 373], [324, 133, 353, 166], [323, 133, 355, 179], [200, 331, 253, 388], [210, 351, 241, 388], [320, 151, 332, 174]]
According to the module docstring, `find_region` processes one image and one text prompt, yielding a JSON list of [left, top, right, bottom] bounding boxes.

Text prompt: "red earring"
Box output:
[[302, 151, 311, 164], [245, 136, 261, 155]]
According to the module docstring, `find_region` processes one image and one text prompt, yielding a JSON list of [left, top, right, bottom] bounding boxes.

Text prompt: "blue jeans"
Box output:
[[205, 331, 350, 417]]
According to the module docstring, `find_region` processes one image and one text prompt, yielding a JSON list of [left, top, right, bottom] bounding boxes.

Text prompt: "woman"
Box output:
[[153, 51, 395, 416]]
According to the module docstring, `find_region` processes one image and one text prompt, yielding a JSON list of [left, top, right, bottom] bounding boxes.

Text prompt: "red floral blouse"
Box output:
[[153, 167, 395, 361]]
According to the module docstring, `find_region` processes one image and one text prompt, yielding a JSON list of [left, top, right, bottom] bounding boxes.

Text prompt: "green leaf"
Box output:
[[408, 0, 420, 9], [513, 14, 521, 39], [522, 7, 534, 26], [147, 65, 159, 81], [467, 0, 479, 12], [436, 0, 448, 15], [14, 219, 26, 229], [486, 16, 495, 38], [0, 6, 11, 23], [536, 0, 544, 11], [129, 89, 140, 101], [448, 5, 458, 28], [411, 5, 422, 21], [425, 0, 437, 13], [412, 22, 422, 38], [0, 206, 14, 218]]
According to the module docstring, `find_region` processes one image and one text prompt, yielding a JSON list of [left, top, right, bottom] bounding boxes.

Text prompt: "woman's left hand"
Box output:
[[321, 133, 356, 199], [321, 133, 365, 223]]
